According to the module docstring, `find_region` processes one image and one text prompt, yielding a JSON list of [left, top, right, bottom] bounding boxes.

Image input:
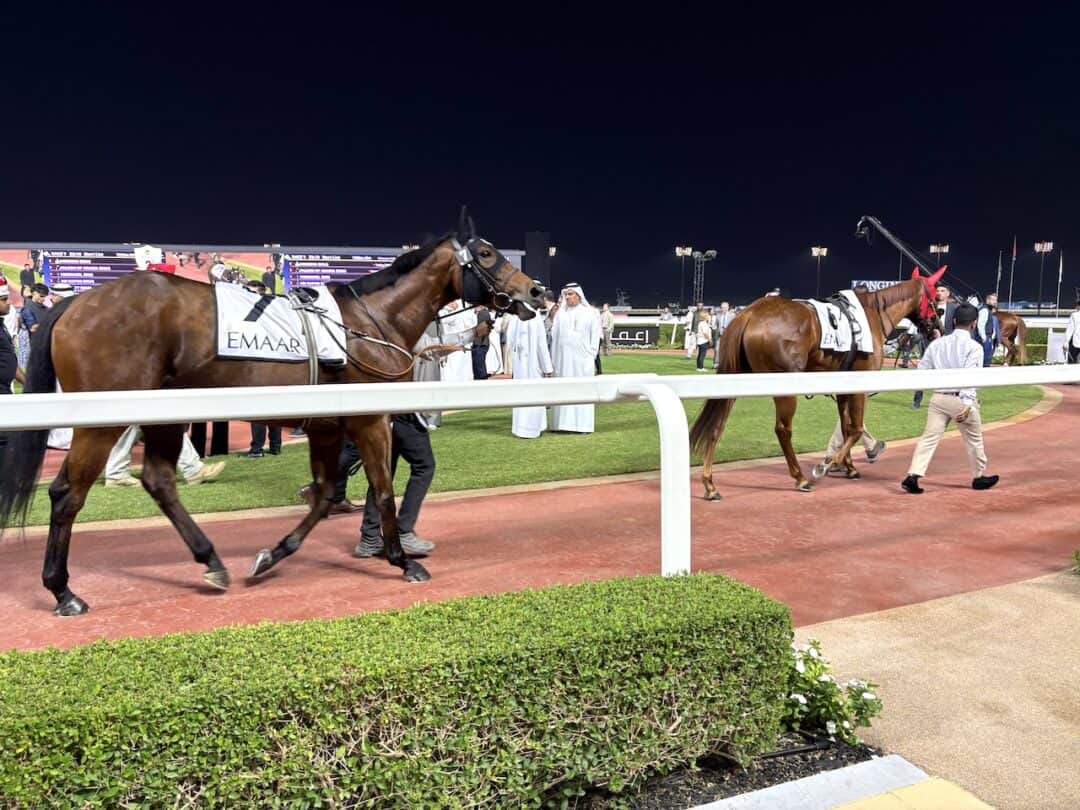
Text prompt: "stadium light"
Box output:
[[929, 244, 949, 267], [1035, 240, 1054, 314], [811, 246, 828, 299], [675, 246, 693, 307], [689, 249, 716, 304], [548, 246, 558, 257], [401, 243, 419, 250]]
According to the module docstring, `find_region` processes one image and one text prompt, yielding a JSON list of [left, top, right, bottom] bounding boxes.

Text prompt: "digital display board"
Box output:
[[42, 250, 139, 292], [284, 253, 398, 289]]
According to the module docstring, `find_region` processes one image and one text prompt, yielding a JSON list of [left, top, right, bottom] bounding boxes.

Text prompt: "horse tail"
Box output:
[[690, 314, 749, 456], [0, 297, 72, 532], [1015, 317, 1028, 365]]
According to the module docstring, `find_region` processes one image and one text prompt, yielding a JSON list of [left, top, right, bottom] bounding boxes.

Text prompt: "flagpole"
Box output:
[[1007, 235, 1017, 310], [995, 249, 1003, 299], [1056, 251, 1063, 316]]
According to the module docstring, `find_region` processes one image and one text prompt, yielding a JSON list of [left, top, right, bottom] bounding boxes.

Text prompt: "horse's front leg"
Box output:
[[347, 415, 430, 583], [250, 424, 342, 577]]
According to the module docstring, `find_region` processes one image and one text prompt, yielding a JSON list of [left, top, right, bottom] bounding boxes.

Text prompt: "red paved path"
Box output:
[[2, 386, 1077, 651]]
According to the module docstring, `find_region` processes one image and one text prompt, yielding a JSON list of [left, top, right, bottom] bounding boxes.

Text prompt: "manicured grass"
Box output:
[[17, 352, 1042, 526]]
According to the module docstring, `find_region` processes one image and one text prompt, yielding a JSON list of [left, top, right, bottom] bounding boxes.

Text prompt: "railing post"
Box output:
[[617, 382, 691, 575]]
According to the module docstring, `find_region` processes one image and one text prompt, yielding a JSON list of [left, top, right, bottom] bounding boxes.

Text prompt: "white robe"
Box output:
[[550, 303, 600, 433], [507, 315, 553, 438], [438, 304, 477, 383]]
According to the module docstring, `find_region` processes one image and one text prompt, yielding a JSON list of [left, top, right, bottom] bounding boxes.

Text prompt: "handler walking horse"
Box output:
[[690, 269, 944, 500], [0, 214, 546, 616]]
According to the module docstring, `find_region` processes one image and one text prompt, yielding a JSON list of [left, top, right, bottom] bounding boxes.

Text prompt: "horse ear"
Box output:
[[458, 205, 468, 239], [910, 268, 920, 280], [928, 265, 947, 286]]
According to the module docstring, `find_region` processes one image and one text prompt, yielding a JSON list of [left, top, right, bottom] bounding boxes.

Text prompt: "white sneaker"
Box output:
[[187, 460, 226, 485], [105, 476, 141, 488]]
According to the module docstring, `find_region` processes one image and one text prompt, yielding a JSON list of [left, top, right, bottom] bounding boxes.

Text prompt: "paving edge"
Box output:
[[16, 385, 1062, 539], [689, 754, 928, 810]]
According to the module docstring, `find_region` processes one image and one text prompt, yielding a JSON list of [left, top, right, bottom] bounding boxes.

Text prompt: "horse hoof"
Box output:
[[796, 482, 812, 492], [250, 549, 275, 578], [54, 595, 89, 617], [704, 491, 723, 501], [846, 470, 862, 480], [203, 567, 231, 591], [811, 463, 827, 480], [403, 559, 431, 583]]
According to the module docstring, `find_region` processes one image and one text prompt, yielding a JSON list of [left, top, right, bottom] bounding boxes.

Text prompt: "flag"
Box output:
[[1012, 235, 1017, 260], [996, 250, 1003, 285], [1059, 252, 1064, 284]]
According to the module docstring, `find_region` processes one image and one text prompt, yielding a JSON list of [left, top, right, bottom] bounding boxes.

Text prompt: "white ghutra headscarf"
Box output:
[[559, 282, 591, 308]]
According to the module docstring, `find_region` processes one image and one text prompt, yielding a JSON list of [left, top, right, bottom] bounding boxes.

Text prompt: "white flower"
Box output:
[[842, 721, 851, 729], [862, 692, 877, 701], [795, 658, 806, 674], [818, 674, 833, 683], [790, 693, 807, 705], [807, 646, 820, 659], [826, 721, 837, 735]]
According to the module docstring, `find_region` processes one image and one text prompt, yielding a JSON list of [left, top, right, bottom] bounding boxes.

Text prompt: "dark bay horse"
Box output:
[[996, 311, 1028, 365], [0, 218, 546, 616], [690, 269, 945, 500]]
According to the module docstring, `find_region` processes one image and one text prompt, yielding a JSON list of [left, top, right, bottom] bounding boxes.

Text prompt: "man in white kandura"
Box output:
[[507, 310, 554, 438], [550, 282, 600, 433]]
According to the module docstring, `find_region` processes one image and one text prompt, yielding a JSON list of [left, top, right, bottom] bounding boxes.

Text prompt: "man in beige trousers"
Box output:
[[901, 303, 999, 494]]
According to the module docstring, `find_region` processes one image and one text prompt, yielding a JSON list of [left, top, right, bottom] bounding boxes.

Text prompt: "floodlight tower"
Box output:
[[691, 249, 717, 304], [675, 246, 692, 307]]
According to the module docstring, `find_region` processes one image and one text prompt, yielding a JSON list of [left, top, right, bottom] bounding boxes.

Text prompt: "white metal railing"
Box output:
[[4, 364, 1080, 576]]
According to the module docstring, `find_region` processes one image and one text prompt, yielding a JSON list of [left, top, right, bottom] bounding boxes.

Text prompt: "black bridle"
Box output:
[[453, 237, 530, 314]]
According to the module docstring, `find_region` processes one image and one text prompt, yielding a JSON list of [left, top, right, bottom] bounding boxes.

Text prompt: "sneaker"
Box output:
[[353, 531, 435, 558], [900, 474, 924, 494], [865, 440, 886, 462], [105, 475, 141, 488], [972, 475, 999, 490], [241, 450, 264, 459], [289, 428, 305, 437], [187, 460, 225, 485]]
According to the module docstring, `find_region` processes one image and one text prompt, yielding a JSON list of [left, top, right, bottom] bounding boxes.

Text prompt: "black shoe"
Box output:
[[268, 448, 281, 455], [972, 475, 999, 490], [241, 450, 264, 459], [900, 475, 924, 494]]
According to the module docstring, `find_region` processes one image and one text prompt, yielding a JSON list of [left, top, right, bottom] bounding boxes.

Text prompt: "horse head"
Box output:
[[454, 206, 547, 320]]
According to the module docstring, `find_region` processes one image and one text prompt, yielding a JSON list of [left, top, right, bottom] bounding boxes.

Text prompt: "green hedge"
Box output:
[[0, 574, 791, 808]]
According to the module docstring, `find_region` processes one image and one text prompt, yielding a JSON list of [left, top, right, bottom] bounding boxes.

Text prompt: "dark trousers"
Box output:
[[471, 343, 489, 379], [696, 342, 709, 369], [190, 422, 229, 457], [361, 415, 435, 541], [1068, 343, 1080, 364], [249, 423, 282, 453]]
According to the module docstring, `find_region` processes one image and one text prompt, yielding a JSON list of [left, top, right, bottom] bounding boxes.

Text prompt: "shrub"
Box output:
[[0, 574, 792, 808], [783, 638, 883, 745]]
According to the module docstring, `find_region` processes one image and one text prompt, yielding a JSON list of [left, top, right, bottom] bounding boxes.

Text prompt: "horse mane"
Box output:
[[345, 231, 455, 295]]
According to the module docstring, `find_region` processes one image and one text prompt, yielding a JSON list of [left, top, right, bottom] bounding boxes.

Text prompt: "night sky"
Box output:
[[4, 6, 1078, 307]]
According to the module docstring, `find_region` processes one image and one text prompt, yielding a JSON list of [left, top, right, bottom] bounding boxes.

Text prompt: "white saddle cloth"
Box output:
[[807, 291, 874, 353], [214, 284, 347, 364]]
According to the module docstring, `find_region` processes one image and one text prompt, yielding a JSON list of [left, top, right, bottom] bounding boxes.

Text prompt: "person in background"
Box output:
[[712, 302, 733, 369], [913, 284, 959, 408], [550, 282, 600, 433], [507, 309, 554, 438], [1063, 298, 1080, 365], [695, 309, 713, 371], [682, 305, 697, 358], [901, 303, 999, 494], [471, 309, 493, 380], [105, 426, 226, 487], [659, 306, 674, 322], [600, 303, 615, 355], [0, 280, 27, 409], [975, 292, 1001, 367], [19, 262, 36, 291]]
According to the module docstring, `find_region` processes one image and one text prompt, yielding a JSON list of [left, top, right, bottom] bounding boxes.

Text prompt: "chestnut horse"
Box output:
[[0, 217, 546, 616], [996, 311, 1028, 365], [690, 269, 944, 500]]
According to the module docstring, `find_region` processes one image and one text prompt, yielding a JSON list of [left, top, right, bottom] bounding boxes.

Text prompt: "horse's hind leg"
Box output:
[[140, 425, 230, 590], [835, 394, 865, 480], [44, 426, 125, 616], [773, 396, 811, 491]]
